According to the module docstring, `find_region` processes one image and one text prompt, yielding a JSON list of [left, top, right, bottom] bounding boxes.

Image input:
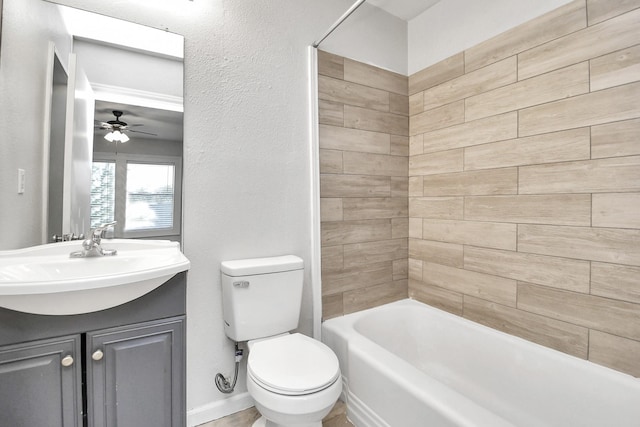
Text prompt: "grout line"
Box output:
[[583, 0, 589, 27], [588, 259, 592, 295], [588, 122, 596, 160], [589, 193, 593, 228]]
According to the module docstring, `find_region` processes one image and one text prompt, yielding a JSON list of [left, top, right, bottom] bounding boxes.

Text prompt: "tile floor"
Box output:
[[198, 400, 354, 427]]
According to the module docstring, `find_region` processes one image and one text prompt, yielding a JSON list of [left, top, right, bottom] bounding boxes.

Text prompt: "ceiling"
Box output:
[[94, 100, 183, 143], [366, 0, 442, 21]]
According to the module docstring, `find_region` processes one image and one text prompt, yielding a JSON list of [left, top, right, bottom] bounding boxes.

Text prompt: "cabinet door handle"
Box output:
[[92, 349, 104, 361], [61, 355, 74, 367]]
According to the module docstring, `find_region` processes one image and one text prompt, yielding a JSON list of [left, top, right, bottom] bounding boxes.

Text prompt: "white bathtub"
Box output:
[[322, 299, 640, 427]]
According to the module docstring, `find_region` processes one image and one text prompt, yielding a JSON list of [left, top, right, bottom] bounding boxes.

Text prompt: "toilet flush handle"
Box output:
[[233, 281, 250, 288]]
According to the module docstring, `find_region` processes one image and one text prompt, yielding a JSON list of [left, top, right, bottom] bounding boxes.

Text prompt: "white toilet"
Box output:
[[221, 255, 342, 427]]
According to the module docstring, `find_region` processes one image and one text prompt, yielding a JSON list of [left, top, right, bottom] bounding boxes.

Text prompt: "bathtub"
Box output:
[[321, 299, 640, 427]]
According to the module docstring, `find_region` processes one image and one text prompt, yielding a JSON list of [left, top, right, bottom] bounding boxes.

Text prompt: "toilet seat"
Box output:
[[248, 333, 340, 396]]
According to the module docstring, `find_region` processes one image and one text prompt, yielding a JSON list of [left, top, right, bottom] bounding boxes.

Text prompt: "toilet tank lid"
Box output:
[[221, 255, 303, 276]]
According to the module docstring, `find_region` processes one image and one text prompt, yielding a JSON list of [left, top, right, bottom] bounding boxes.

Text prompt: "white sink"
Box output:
[[0, 239, 190, 315]]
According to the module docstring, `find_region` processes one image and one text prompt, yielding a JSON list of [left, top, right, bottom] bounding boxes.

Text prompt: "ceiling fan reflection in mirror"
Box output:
[[96, 110, 157, 143]]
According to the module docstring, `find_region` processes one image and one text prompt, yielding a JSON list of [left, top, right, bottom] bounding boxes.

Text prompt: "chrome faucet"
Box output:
[[70, 221, 118, 258]]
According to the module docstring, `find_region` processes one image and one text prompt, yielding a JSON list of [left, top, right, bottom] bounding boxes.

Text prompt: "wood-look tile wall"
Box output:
[[408, 0, 640, 377], [318, 51, 409, 320]]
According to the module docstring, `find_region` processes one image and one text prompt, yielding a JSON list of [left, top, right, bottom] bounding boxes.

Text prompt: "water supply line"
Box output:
[[215, 342, 244, 394], [312, 0, 367, 48]]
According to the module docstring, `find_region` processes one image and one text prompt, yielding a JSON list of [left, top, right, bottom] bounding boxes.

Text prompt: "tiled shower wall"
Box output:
[[408, 0, 640, 377], [319, 0, 640, 377], [318, 51, 409, 319]]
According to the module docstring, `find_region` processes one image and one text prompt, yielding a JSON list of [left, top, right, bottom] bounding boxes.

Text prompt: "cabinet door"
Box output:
[[87, 317, 185, 427], [0, 335, 82, 427]]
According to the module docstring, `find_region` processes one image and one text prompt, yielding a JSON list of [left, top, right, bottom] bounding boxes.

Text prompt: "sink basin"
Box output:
[[0, 239, 190, 315]]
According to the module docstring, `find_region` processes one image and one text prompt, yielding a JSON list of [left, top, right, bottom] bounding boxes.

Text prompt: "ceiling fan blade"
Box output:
[[128, 129, 158, 136]]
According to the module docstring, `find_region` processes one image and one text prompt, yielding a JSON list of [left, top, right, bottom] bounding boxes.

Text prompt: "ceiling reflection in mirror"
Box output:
[[0, 0, 184, 250]]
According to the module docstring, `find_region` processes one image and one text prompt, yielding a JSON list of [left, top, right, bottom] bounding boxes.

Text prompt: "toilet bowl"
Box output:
[[247, 333, 342, 427]]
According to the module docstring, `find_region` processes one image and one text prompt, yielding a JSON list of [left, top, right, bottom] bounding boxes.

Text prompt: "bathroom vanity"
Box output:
[[0, 272, 186, 427]]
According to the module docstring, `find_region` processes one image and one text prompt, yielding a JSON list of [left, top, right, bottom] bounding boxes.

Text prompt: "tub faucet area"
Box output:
[[70, 221, 118, 258]]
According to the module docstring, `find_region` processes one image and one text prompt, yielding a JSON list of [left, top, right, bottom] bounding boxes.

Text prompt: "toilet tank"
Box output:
[[221, 255, 304, 342]]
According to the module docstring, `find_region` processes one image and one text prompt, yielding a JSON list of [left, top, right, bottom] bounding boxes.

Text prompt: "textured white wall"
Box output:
[[408, 0, 573, 74]]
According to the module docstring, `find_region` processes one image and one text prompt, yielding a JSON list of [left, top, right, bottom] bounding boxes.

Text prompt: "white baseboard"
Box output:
[[187, 392, 254, 427]]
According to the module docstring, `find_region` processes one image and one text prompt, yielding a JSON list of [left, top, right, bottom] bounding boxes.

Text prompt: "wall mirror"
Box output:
[[0, 0, 184, 249]]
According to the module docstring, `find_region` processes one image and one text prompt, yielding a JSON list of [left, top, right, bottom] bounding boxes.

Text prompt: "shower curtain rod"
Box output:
[[312, 0, 367, 48]]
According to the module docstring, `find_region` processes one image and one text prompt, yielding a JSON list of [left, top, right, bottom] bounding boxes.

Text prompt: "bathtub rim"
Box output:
[[322, 298, 640, 385]]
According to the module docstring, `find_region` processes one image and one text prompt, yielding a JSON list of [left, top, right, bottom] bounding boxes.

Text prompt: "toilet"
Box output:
[[221, 255, 341, 427]]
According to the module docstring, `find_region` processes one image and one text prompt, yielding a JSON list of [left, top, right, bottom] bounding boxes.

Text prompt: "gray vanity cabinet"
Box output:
[[0, 272, 187, 427], [87, 317, 185, 427], [0, 335, 82, 427]]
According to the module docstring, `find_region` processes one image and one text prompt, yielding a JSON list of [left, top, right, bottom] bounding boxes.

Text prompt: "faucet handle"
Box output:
[[97, 221, 117, 231], [99, 221, 117, 228], [92, 221, 117, 241]]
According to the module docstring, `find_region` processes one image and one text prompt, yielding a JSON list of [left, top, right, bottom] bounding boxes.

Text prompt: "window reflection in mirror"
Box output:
[[91, 154, 182, 241], [92, 101, 183, 241]]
